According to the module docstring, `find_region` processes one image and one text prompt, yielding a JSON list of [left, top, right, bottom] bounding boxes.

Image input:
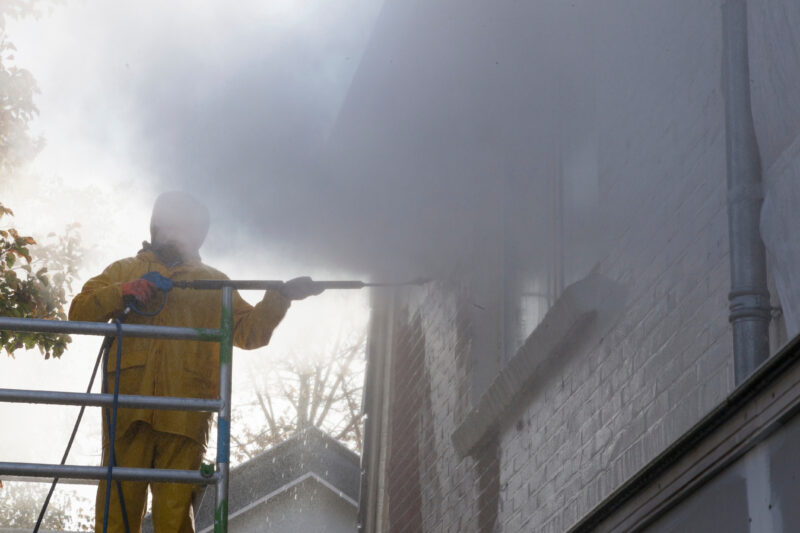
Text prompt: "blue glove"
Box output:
[[141, 271, 174, 292]]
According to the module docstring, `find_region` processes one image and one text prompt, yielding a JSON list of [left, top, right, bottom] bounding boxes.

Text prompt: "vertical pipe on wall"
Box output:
[[359, 289, 396, 533], [722, 0, 772, 384]]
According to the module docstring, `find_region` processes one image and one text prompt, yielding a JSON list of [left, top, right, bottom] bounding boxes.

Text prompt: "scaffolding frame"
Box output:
[[0, 285, 235, 533]]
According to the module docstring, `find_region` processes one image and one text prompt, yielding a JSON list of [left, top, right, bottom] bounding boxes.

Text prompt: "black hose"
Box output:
[[101, 319, 131, 533], [32, 334, 111, 533], [34, 287, 173, 532], [33, 313, 133, 533]]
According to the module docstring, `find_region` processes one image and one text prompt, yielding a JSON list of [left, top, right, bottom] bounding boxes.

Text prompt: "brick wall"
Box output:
[[367, 1, 741, 531], [386, 312, 426, 532], [390, 288, 480, 533], [352, 0, 799, 531]]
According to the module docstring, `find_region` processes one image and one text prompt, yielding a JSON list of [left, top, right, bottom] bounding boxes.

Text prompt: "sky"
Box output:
[[0, 0, 382, 509]]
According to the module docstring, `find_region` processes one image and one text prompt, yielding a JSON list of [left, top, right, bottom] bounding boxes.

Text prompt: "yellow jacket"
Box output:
[[69, 249, 290, 445]]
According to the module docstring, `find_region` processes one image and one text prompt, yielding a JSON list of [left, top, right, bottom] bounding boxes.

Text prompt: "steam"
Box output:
[[111, 1, 601, 284], [14, 0, 604, 284]]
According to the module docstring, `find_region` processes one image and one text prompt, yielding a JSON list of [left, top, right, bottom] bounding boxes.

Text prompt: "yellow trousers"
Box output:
[[96, 421, 204, 533]]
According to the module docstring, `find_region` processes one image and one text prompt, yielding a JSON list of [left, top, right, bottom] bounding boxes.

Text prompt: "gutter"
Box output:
[[358, 289, 396, 533]]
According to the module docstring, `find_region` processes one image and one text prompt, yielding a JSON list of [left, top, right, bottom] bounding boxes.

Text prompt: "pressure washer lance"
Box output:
[[171, 277, 431, 291]]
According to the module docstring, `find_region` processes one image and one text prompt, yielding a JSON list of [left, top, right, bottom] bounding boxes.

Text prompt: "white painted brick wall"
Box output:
[[371, 0, 800, 530], [407, 286, 480, 532], [491, 2, 736, 527]]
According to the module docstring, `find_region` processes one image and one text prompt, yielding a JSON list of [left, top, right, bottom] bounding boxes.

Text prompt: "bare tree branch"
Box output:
[[231, 433, 255, 460], [229, 320, 367, 457], [314, 333, 365, 427], [308, 362, 326, 424], [254, 388, 279, 437]]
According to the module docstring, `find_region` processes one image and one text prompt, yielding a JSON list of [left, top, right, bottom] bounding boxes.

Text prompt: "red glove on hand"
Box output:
[[122, 278, 157, 306]]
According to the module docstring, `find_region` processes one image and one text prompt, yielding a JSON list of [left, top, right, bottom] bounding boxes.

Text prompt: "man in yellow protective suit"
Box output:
[[69, 191, 321, 532]]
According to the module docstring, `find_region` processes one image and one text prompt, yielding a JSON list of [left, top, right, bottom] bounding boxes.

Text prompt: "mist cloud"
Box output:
[[44, 0, 603, 281]]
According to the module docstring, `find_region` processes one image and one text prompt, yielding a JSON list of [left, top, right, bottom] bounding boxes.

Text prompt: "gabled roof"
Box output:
[[193, 427, 360, 529]]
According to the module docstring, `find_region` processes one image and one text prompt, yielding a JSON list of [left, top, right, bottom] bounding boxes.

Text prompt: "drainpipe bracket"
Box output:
[[729, 289, 772, 322]]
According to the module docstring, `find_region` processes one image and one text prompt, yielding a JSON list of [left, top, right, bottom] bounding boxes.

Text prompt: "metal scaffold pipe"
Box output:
[[0, 316, 221, 341], [214, 285, 234, 533], [0, 281, 240, 532], [0, 388, 222, 412], [0, 462, 219, 484]]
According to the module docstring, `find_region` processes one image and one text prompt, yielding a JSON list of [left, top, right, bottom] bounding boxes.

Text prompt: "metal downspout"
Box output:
[[722, 0, 772, 384], [358, 289, 396, 533]]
